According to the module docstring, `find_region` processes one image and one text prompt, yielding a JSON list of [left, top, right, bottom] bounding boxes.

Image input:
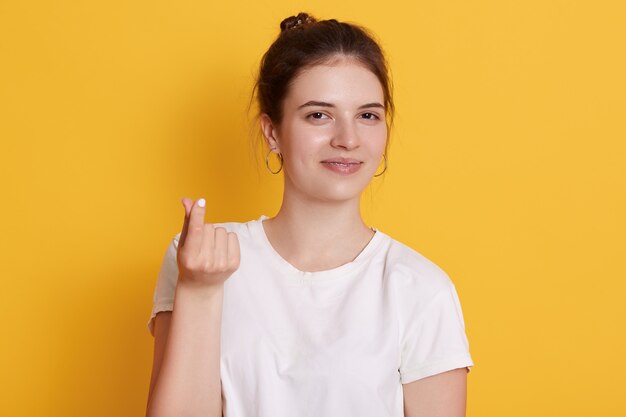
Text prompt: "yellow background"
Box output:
[[1, 0, 624, 416]]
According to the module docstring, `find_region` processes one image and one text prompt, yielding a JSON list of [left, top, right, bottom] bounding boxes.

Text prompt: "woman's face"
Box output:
[[264, 58, 388, 203]]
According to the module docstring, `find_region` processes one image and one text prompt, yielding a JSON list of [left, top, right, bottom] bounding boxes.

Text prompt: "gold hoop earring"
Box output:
[[373, 153, 387, 177], [266, 149, 283, 174]]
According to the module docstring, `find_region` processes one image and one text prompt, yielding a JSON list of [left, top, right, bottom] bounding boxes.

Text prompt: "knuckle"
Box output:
[[214, 258, 228, 272], [202, 257, 216, 271], [178, 255, 197, 271], [229, 257, 240, 270]]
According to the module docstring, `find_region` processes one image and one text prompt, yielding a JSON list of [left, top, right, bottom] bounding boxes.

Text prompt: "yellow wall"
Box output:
[[1, 1, 624, 416]]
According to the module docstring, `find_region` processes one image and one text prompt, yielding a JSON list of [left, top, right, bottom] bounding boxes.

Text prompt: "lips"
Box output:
[[320, 158, 363, 174], [320, 158, 362, 165]]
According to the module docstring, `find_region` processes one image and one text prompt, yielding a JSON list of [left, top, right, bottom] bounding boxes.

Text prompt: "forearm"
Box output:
[[147, 280, 224, 417]]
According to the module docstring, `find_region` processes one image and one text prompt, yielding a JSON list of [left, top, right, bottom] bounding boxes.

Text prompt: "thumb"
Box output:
[[179, 197, 193, 247]]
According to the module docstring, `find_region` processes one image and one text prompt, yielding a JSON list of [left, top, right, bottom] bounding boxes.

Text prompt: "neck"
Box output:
[[262, 180, 375, 271]]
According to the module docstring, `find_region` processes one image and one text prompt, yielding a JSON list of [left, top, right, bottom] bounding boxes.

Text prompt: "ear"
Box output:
[[259, 113, 281, 154]]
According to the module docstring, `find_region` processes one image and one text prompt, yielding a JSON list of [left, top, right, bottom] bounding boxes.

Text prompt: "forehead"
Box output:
[[284, 60, 384, 106]]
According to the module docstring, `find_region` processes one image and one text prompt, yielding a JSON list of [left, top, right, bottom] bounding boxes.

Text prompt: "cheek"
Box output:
[[365, 126, 388, 153], [282, 128, 328, 160]]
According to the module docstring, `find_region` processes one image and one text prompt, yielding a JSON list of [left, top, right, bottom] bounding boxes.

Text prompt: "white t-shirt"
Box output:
[[148, 215, 474, 417]]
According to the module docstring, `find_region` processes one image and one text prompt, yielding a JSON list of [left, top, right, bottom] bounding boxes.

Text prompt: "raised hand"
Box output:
[[176, 197, 240, 289]]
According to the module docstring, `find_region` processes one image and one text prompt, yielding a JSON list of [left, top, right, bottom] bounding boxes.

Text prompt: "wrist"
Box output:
[[175, 277, 224, 300]]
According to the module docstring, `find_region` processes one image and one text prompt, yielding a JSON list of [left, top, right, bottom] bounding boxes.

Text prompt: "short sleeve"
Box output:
[[147, 233, 181, 336], [398, 278, 474, 384]]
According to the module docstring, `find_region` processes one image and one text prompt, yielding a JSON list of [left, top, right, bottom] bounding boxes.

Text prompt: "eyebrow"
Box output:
[[297, 100, 385, 110]]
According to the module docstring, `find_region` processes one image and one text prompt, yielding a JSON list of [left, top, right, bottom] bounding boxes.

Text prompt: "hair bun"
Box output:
[[280, 12, 316, 32]]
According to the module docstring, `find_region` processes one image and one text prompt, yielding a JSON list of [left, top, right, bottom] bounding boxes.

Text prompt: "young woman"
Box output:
[[146, 12, 474, 417]]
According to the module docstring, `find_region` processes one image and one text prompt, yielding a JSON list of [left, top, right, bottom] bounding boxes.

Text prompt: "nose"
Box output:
[[330, 120, 360, 150]]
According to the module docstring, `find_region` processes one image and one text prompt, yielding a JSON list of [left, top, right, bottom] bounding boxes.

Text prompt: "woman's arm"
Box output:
[[146, 197, 240, 417], [146, 283, 224, 417], [147, 311, 172, 407], [403, 367, 468, 417]]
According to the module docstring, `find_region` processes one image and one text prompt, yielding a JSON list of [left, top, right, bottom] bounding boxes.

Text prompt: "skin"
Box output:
[[146, 198, 239, 417], [402, 368, 468, 417], [147, 56, 468, 416], [259, 57, 387, 272]]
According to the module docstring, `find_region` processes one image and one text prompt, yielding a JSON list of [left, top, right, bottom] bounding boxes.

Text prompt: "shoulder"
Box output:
[[380, 233, 455, 301]]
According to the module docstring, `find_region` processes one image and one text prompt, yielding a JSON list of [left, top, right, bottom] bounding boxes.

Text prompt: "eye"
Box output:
[[361, 112, 380, 120], [307, 112, 329, 120]]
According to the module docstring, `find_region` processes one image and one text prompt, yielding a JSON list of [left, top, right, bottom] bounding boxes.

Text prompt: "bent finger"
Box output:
[[227, 232, 240, 270], [213, 227, 228, 270]]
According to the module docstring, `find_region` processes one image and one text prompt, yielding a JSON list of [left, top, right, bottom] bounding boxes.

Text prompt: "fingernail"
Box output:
[[197, 198, 206, 208]]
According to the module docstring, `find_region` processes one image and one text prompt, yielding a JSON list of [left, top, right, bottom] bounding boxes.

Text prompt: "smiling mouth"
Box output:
[[323, 161, 362, 166], [320, 160, 363, 174]]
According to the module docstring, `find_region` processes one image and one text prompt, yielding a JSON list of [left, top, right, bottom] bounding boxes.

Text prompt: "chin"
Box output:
[[286, 169, 373, 201], [311, 182, 370, 202]]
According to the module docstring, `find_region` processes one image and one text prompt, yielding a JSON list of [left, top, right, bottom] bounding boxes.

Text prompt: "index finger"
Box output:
[[184, 197, 206, 252]]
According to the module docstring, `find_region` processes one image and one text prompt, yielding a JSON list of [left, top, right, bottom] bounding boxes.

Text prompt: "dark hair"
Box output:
[[250, 12, 395, 156]]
